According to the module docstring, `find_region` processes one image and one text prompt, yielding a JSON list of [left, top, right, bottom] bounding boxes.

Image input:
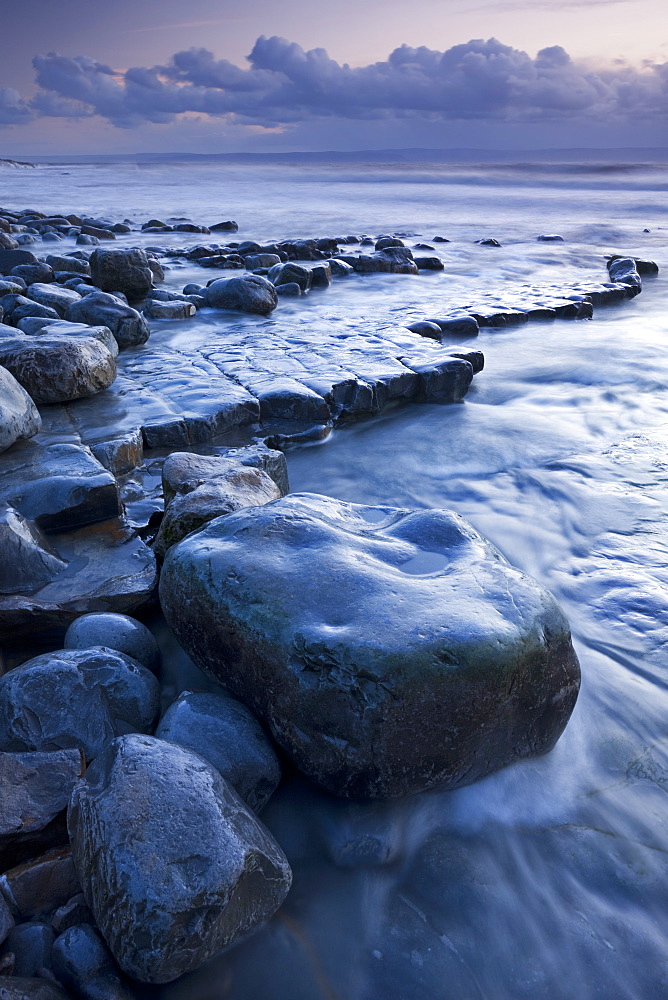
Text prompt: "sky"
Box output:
[[1, 0, 667, 155]]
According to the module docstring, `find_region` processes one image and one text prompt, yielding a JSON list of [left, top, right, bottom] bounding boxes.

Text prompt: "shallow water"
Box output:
[[4, 160, 668, 999]]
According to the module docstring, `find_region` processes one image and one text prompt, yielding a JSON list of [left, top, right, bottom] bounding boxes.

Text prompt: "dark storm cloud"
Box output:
[[6, 36, 668, 130]]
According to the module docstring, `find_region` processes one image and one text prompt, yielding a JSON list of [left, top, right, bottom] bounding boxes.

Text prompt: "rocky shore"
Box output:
[[0, 202, 656, 995]]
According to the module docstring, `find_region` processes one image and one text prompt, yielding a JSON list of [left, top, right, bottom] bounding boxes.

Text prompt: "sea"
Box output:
[[2, 158, 668, 1000]]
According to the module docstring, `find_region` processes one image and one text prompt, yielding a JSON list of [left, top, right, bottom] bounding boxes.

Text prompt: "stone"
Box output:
[[607, 257, 641, 295], [407, 321, 442, 339], [88, 249, 154, 303], [537, 234, 565, 242], [0, 749, 84, 838], [205, 275, 278, 315], [162, 444, 289, 501], [354, 248, 418, 274], [0, 250, 37, 273], [143, 299, 195, 320], [29, 322, 118, 359], [209, 221, 238, 232], [0, 847, 80, 918], [65, 292, 150, 349], [0, 335, 116, 404], [0, 896, 12, 947], [426, 315, 480, 337], [44, 256, 90, 276], [79, 226, 114, 241], [11, 264, 54, 284], [267, 262, 312, 292], [0, 367, 40, 453], [160, 493, 581, 800], [243, 254, 281, 269], [50, 895, 93, 936], [275, 282, 301, 297], [375, 236, 404, 250], [477, 238, 501, 246], [0, 519, 157, 649], [154, 464, 281, 558], [51, 924, 133, 1000], [76, 236, 99, 247], [2, 923, 54, 979], [2, 296, 60, 324], [68, 734, 292, 983], [25, 284, 82, 316], [0, 647, 160, 761], [328, 259, 354, 277], [414, 256, 445, 270], [0, 978, 69, 1000], [156, 691, 281, 812], [310, 263, 332, 288], [64, 613, 160, 674], [0, 235, 18, 251]]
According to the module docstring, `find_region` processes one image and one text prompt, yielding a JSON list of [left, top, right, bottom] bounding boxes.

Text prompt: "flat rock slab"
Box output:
[[160, 493, 581, 799], [68, 734, 292, 983], [0, 749, 85, 837], [0, 846, 80, 919], [0, 518, 157, 648]]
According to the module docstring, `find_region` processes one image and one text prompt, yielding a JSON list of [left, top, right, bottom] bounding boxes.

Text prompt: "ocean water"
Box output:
[[3, 160, 668, 999]]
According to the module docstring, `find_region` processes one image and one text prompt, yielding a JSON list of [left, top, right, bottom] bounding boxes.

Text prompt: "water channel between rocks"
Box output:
[[2, 161, 667, 1000]]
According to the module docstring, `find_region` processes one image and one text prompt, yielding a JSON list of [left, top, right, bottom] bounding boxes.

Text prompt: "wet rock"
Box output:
[[310, 263, 332, 288], [143, 300, 195, 320], [156, 691, 281, 812], [414, 257, 445, 270], [0, 647, 160, 760], [76, 236, 99, 247], [64, 613, 160, 674], [0, 518, 157, 649], [88, 249, 154, 303], [51, 924, 133, 1000], [161, 493, 581, 799], [154, 464, 281, 558], [537, 234, 565, 242], [426, 315, 480, 337], [50, 895, 93, 936], [407, 321, 442, 339], [209, 220, 238, 232], [79, 226, 114, 241], [356, 247, 418, 274], [27, 322, 118, 359], [0, 897, 12, 947], [0, 749, 84, 838], [44, 256, 90, 276], [0, 440, 120, 534], [0, 367, 40, 453], [0, 235, 18, 252], [162, 445, 289, 502], [375, 237, 404, 250], [328, 258, 354, 277], [0, 978, 69, 1000], [0, 251, 37, 273], [11, 264, 54, 285], [267, 262, 312, 292], [68, 734, 292, 983], [0, 847, 80, 919], [65, 292, 150, 349], [275, 282, 301, 297], [25, 284, 82, 317], [243, 254, 281, 269], [477, 238, 502, 247], [1, 297, 60, 324], [607, 257, 641, 295], [0, 335, 116, 404], [2, 923, 54, 978], [205, 275, 278, 315]]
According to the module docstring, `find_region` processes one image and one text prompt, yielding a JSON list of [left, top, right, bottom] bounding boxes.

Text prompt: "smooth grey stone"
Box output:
[[0, 847, 80, 919], [26, 284, 81, 317], [88, 249, 154, 303], [354, 247, 418, 274], [0, 977, 69, 1000], [143, 300, 195, 320], [477, 237, 502, 246], [65, 291, 150, 348], [243, 254, 281, 269], [0, 335, 116, 404], [50, 895, 93, 936], [51, 923, 133, 1000], [145, 289, 191, 303], [414, 256, 445, 270], [427, 315, 480, 337], [209, 220, 238, 231], [205, 275, 278, 315], [310, 263, 332, 288], [64, 613, 160, 674], [0, 367, 40, 453], [328, 258, 354, 276], [15, 235, 38, 245], [156, 691, 281, 811], [11, 264, 54, 284], [68, 734, 292, 983], [44, 256, 90, 276], [146, 257, 164, 284], [161, 447, 288, 505], [41, 234, 63, 243], [161, 493, 581, 800], [537, 234, 565, 242], [267, 262, 312, 292], [76, 236, 99, 246], [0, 280, 24, 296], [3, 297, 60, 323], [274, 282, 301, 297], [29, 322, 118, 359], [182, 283, 204, 295], [0, 647, 160, 760], [79, 226, 114, 241], [0, 235, 19, 252], [154, 463, 281, 558], [0, 749, 84, 837], [2, 923, 54, 978], [407, 321, 442, 339]]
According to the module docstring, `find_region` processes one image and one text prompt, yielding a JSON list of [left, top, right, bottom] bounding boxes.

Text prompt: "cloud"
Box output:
[[2, 37, 666, 133]]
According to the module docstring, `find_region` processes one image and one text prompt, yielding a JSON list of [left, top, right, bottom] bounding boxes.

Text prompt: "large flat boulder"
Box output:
[[0, 334, 116, 404], [68, 734, 292, 983], [160, 493, 581, 799], [65, 291, 150, 348]]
